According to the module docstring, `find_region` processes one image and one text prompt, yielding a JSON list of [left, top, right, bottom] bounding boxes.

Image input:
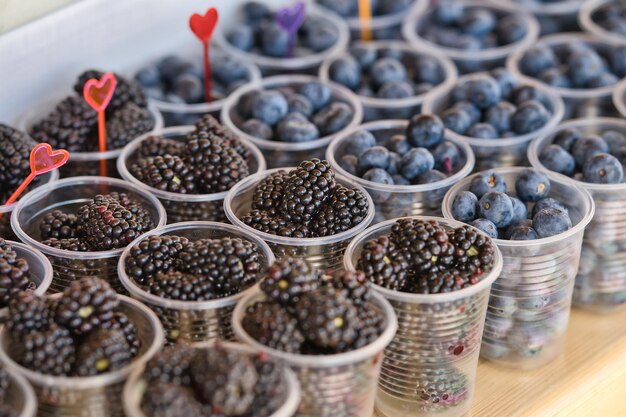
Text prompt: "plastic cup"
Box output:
[[118, 221, 275, 343], [0, 293, 163, 417], [528, 118, 626, 312], [224, 168, 374, 273], [123, 340, 300, 417], [215, 5, 350, 75], [402, 0, 540, 74], [326, 120, 474, 223], [117, 126, 266, 223], [233, 288, 397, 417], [221, 75, 363, 169], [579, 0, 626, 45], [442, 167, 594, 369], [422, 72, 565, 171], [493, 0, 583, 35], [612, 78, 626, 119], [11, 176, 167, 294], [319, 40, 457, 121], [507, 32, 621, 119], [343, 216, 503, 417]]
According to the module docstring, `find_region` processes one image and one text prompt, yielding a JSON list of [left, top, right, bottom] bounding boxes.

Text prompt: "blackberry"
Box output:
[[242, 210, 311, 238], [41, 238, 89, 251], [74, 70, 147, 114], [330, 270, 371, 306], [280, 159, 335, 223], [251, 170, 290, 212], [193, 114, 250, 160], [6, 292, 51, 336], [106, 103, 155, 150], [16, 324, 75, 376], [125, 234, 188, 284], [417, 368, 468, 407], [73, 328, 133, 376], [448, 225, 497, 276], [147, 271, 215, 301], [260, 258, 320, 307], [141, 382, 207, 417], [353, 306, 385, 349], [309, 184, 369, 237], [406, 269, 477, 294], [0, 124, 32, 193], [53, 277, 118, 336], [357, 236, 410, 290], [130, 155, 197, 194], [390, 219, 454, 274], [251, 357, 289, 417], [242, 301, 305, 353], [0, 257, 32, 309], [138, 135, 184, 158], [102, 312, 141, 356], [39, 210, 77, 240], [143, 344, 196, 386]]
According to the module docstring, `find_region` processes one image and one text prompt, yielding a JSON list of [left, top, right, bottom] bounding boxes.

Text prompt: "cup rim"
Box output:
[[10, 368, 37, 417], [117, 221, 276, 311], [117, 126, 267, 202], [612, 78, 626, 119], [326, 119, 476, 193], [223, 168, 375, 246], [441, 166, 596, 247], [220, 74, 364, 152], [578, 0, 626, 46], [11, 176, 167, 260]]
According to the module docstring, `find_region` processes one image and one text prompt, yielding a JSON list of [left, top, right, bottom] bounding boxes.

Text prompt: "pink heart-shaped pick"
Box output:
[[189, 8, 219, 43], [276, 1, 306, 34], [83, 72, 117, 112], [30, 143, 70, 175]]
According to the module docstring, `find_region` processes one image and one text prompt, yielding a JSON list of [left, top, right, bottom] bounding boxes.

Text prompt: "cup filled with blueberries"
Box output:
[[579, 0, 626, 46]]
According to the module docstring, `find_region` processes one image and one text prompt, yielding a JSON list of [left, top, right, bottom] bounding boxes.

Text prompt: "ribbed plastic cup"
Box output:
[[529, 118, 626, 312], [5, 364, 37, 417], [507, 32, 621, 119], [11, 176, 167, 293], [233, 288, 397, 417], [403, 0, 540, 74], [343, 216, 503, 417], [326, 120, 474, 223], [118, 126, 266, 223], [123, 340, 300, 417], [612, 78, 626, 120], [319, 40, 457, 121], [422, 72, 564, 171], [118, 221, 275, 343], [215, 5, 349, 75], [221, 75, 363, 169], [0, 294, 164, 417], [224, 168, 374, 273], [442, 167, 594, 369], [579, 0, 626, 45]]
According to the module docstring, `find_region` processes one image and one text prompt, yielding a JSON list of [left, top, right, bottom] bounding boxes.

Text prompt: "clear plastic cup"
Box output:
[[123, 340, 300, 417], [118, 221, 275, 343], [343, 216, 503, 417], [528, 118, 626, 312], [422, 72, 565, 171], [612, 78, 626, 119], [5, 368, 37, 417], [0, 293, 164, 417], [233, 288, 397, 417], [442, 167, 594, 369], [319, 40, 457, 121], [402, 0, 540, 74], [326, 120, 475, 223], [117, 126, 266, 223], [11, 176, 167, 294], [493, 0, 584, 35], [224, 168, 374, 273], [215, 5, 350, 75], [221, 75, 363, 169], [579, 0, 626, 45], [507, 32, 621, 119]]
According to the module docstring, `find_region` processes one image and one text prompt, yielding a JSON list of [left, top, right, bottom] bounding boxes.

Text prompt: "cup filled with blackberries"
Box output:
[[579, 0, 626, 46], [0, 277, 163, 417], [529, 119, 626, 312], [319, 40, 457, 121], [118, 221, 274, 343], [327, 117, 474, 223], [134, 51, 261, 126], [118, 115, 265, 223], [0, 365, 37, 417], [11, 176, 166, 293], [442, 167, 594, 369], [422, 68, 564, 171], [344, 216, 502, 417], [123, 341, 300, 417], [402, 0, 539, 73], [224, 159, 374, 273], [233, 257, 397, 417]]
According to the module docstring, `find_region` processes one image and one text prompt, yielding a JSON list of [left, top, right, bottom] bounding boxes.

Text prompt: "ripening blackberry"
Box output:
[[242, 301, 305, 353], [251, 170, 290, 213], [74, 70, 147, 114], [141, 382, 207, 417], [0, 124, 33, 194], [73, 328, 133, 376], [260, 258, 320, 307], [41, 238, 90, 251], [357, 236, 410, 291], [39, 210, 78, 240], [6, 292, 51, 336], [102, 312, 141, 357], [130, 155, 197, 194], [242, 210, 311, 238], [330, 270, 371, 306], [146, 271, 215, 301], [280, 159, 335, 224], [17, 324, 75, 376], [125, 234, 189, 284], [143, 344, 196, 386], [447, 225, 496, 276], [137, 135, 184, 158], [106, 103, 155, 150], [309, 184, 369, 237]]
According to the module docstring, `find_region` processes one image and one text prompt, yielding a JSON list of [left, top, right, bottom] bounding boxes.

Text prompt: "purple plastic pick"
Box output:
[[276, 0, 306, 57]]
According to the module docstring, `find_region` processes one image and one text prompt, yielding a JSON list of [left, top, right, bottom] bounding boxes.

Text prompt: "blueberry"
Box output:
[[378, 47, 403, 60], [588, 73, 619, 88], [504, 218, 533, 239], [238, 90, 261, 118], [377, 80, 414, 99], [465, 76, 502, 109], [532, 197, 568, 218], [490, 68, 518, 98], [339, 154, 358, 175], [363, 168, 394, 185], [479, 192, 514, 228], [306, 22, 338, 52], [509, 196, 528, 223], [173, 73, 204, 103], [539, 145, 576, 176], [509, 226, 538, 240], [467, 123, 498, 139], [603, 130, 626, 153], [470, 172, 507, 197], [287, 94, 313, 117], [241, 119, 273, 140], [260, 22, 290, 57], [515, 169, 551, 202], [416, 169, 447, 184], [495, 15, 527, 44], [413, 55, 443, 85], [387, 152, 401, 175], [432, 141, 460, 174], [567, 50, 606, 87], [451, 84, 468, 103], [158, 56, 188, 84], [344, 130, 377, 156], [276, 114, 320, 143], [433, 0, 464, 24], [485, 102, 516, 133], [460, 9, 496, 36], [252, 91, 288, 125], [471, 218, 499, 239], [370, 58, 407, 87], [451, 191, 478, 222], [357, 146, 390, 174], [387, 134, 410, 155], [212, 56, 249, 85], [615, 146, 626, 165], [532, 208, 572, 237], [519, 45, 558, 77], [226, 26, 254, 51], [610, 45, 626, 77], [442, 108, 471, 135], [392, 175, 410, 185], [511, 101, 550, 134], [312, 102, 353, 135], [135, 65, 160, 87], [349, 45, 378, 70], [378, 0, 411, 14], [399, 148, 435, 180], [583, 153, 624, 184], [453, 101, 481, 124], [571, 135, 609, 166], [243, 1, 271, 22], [329, 57, 362, 90], [299, 82, 332, 111], [539, 67, 572, 88], [405, 114, 444, 148], [605, 16, 626, 35], [510, 85, 551, 109], [553, 128, 581, 152]]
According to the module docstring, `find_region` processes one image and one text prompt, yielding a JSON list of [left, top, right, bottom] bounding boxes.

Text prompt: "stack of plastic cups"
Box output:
[[233, 288, 397, 417], [5, 369, 37, 417], [0, 294, 163, 417], [402, 1, 539, 74], [496, 0, 584, 35], [579, 0, 626, 45], [123, 341, 301, 417], [422, 72, 565, 171], [612, 78, 626, 120], [442, 167, 594, 368], [221, 75, 363, 169], [529, 119, 626, 312], [319, 40, 457, 121], [344, 216, 503, 417], [326, 120, 475, 223], [118, 221, 275, 343], [118, 126, 266, 223], [11, 177, 166, 293]]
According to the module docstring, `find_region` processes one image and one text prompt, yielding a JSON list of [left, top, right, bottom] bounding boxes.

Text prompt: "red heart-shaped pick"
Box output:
[[83, 72, 117, 112], [189, 8, 219, 43], [30, 143, 70, 175]]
